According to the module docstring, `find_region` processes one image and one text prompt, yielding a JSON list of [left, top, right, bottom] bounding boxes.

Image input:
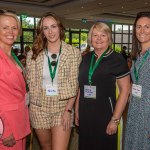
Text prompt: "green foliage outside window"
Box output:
[[112, 44, 122, 53], [23, 31, 34, 42], [22, 17, 34, 28]]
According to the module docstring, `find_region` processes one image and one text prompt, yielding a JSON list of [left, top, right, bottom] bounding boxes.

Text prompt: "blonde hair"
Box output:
[[0, 11, 21, 35], [88, 22, 112, 47]]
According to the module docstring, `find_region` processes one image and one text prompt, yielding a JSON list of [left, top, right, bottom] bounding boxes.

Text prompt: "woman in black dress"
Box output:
[[75, 22, 130, 150]]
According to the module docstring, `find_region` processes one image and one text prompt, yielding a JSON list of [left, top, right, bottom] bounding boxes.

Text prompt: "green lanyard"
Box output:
[[134, 51, 149, 83], [45, 43, 62, 84], [11, 51, 29, 92], [88, 47, 109, 85]]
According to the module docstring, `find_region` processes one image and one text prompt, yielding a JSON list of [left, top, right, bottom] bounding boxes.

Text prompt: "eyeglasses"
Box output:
[[51, 54, 57, 66]]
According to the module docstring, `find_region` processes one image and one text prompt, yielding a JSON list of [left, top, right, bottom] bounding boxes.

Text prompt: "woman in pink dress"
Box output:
[[0, 10, 30, 149]]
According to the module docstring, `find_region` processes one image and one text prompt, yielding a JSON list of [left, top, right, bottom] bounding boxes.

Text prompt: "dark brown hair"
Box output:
[[32, 12, 65, 60], [132, 11, 150, 60]]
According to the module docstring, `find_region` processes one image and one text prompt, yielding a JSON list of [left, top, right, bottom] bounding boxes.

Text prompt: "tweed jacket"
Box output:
[[26, 41, 81, 112]]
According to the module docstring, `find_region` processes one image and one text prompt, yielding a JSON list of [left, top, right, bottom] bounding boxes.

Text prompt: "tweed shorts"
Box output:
[[29, 104, 74, 129]]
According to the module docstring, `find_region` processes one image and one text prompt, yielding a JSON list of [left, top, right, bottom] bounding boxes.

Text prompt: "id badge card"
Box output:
[[46, 84, 58, 96], [84, 85, 96, 99], [132, 84, 142, 98]]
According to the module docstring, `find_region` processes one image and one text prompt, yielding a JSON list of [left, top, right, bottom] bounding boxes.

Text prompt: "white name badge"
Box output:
[[132, 84, 142, 98], [46, 84, 58, 96], [84, 85, 96, 99]]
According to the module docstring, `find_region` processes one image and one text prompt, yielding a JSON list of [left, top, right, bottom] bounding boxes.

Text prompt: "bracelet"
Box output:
[[66, 109, 72, 113], [111, 116, 120, 124]]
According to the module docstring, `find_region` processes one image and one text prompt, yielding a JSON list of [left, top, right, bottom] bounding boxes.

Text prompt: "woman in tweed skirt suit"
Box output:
[[26, 12, 81, 150]]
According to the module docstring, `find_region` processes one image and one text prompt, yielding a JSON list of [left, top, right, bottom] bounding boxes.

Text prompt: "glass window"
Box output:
[[112, 23, 133, 53], [115, 25, 122, 33], [23, 31, 34, 42], [115, 34, 122, 43], [72, 33, 79, 43], [36, 18, 40, 27], [122, 34, 129, 43], [123, 25, 129, 33], [80, 33, 87, 44], [130, 25, 133, 33], [65, 32, 69, 43], [22, 17, 34, 29], [114, 44, 121, 53], [129, 44, 132, 52], [129, 34, 133, 43], [112, 24, 115, 32]]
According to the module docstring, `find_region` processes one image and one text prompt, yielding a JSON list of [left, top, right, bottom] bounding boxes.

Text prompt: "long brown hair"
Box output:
[[32, 12, 65, 60], [132, 11, 150, 60]]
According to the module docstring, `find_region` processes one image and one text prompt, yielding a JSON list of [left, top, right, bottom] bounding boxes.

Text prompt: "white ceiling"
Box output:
[[1, 0, 150, 24]]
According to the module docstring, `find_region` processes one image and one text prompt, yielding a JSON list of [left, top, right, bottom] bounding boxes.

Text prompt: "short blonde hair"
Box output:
[[0, 11, 21, 35], [88, 22, 112, 47]]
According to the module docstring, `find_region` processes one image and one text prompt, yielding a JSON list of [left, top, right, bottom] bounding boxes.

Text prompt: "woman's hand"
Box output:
[[106, 120, 118, 135], [2, 134, 16, 147], [61, 110, 71, 131]]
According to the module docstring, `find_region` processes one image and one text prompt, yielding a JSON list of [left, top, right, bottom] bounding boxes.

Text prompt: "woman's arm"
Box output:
[[61, 47, 81, 131], [106, 75, 130, 135], [61, 96, 76, 131], [62, 88, 80, 130], [75, 89, 80, 126]]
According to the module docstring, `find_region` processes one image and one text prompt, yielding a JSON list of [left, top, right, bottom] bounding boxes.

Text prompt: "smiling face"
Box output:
[[42, 16, 61, 44], [0, 15, 19, 48], [136, 17, 150, 47], [91, 27, 110, 51]]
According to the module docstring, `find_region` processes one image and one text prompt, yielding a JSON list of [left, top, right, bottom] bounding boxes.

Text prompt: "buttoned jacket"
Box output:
[[26, 41, 81, 111], [0, 49, 30, 141]]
